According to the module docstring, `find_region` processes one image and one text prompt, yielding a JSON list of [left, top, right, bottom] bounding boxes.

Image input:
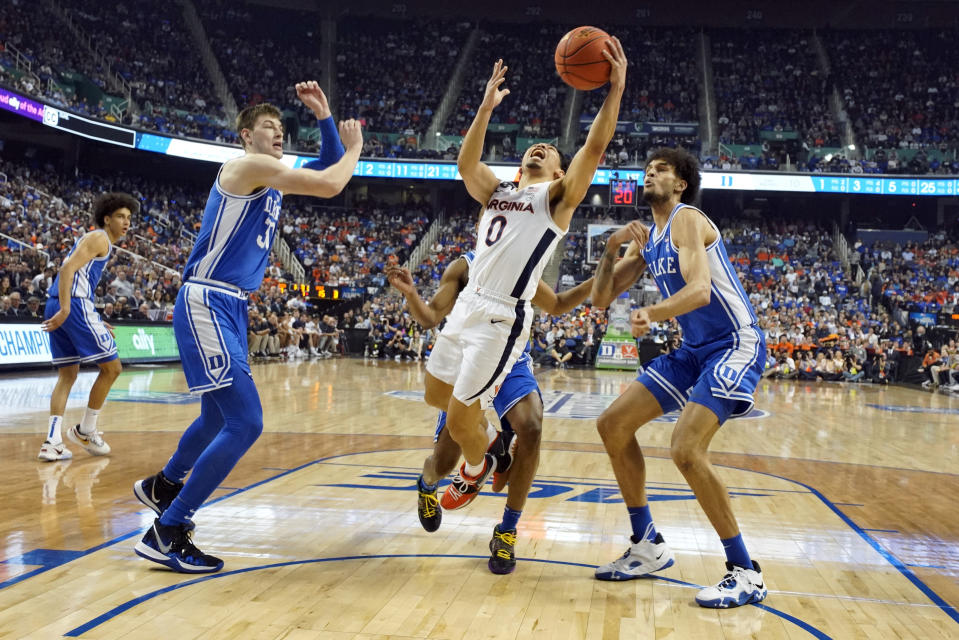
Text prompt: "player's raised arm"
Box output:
[[532, 276, 594, 315], [457, 59, 510, 205], [591, 221, 648, 308], [295, 81, 346, 169], [222, 120, 363, 198], [41, 232, 110, 332], [549, 38, 627, 230], [386, 259, 468, 329]]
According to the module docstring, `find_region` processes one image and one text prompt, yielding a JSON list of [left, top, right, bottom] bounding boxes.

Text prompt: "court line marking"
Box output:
[[2, 447, 955, 631], [284, 434, 959, 478], [316, 460, 814, 494], [720, 462, 959, 625], [61, 554, 831, 639]]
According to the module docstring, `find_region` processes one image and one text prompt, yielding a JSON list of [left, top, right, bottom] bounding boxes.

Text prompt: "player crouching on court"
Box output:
[[39, 193, 138, 461], [387, 256, 594, 574]]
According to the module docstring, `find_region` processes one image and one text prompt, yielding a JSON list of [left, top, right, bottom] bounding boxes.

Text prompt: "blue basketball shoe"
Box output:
[[134, 519, 223, 574]]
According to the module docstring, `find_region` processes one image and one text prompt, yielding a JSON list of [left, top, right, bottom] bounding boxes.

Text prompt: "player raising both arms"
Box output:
[[387, 257, 593, 574], [433, 39, 628, 507], [133, 82, 362, 574]]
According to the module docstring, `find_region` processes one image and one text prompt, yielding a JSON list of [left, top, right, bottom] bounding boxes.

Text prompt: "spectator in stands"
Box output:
[[260, 312, 279, 357], [869, 353, 892, 384], [842, 354, 865, 383], [110, 268, 135, 298], [130, 302, 151, 321], [248, 309, 271, 358], [5, 291, 24, 317], [24, 296, 43, 320], [365, 326, 384, 358], [114, 297, 130, 319], [930, 344, 953, 388], [920, 347, 944, 388], [100, 302, 116, 322]]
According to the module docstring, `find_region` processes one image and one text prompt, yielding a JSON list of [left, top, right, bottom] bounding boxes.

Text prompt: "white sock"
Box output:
[[80, 407, 101, 435], [463, 457, 488, 478], [47, 415, 64, 444], [485, 420, 497, 446]]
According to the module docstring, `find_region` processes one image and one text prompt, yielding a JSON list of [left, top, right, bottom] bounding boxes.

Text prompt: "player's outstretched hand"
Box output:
[[41, 308, 69, 332], [339, 119, 363, 151], [296, 81, 331, 119], [630, 308, 651, 338], [481, 59, 510, 112], [385, 265, 415, 295], [608, 220, 649, 251], [602, 36, 628, 90]]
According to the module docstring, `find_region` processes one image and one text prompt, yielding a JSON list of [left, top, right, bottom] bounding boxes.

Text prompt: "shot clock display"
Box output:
[[609, 179, 638, 206]]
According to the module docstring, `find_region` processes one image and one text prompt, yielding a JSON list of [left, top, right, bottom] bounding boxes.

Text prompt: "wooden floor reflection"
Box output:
[[0, 358, 957, 639]]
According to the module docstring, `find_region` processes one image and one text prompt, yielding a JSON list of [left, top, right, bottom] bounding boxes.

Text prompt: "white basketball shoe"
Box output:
[[695, 561, 767, 608], [38, 441, 73, 462], [67, 424, 111, 456], [595, 532, 675, 580]]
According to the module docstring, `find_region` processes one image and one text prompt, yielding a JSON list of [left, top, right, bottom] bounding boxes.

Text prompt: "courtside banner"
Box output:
[[0, 323, 52, 365], [112, 325, 180, 362], [0, 322, 180, 366], [595, 297, 639, 370]]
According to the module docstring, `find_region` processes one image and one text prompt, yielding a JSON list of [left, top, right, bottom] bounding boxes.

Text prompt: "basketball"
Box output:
[[554, 26, 613, 91]]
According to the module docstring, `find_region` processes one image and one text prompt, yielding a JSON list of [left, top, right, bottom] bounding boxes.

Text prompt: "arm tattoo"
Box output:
[[596, 245, 616, 285]]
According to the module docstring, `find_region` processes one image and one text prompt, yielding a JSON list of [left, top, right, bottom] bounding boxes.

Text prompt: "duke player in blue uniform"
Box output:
[[386, 257, 593, 573], [39, 193, 137, 462], [591, 148, 767, 608], [133, 82, 363, 573]]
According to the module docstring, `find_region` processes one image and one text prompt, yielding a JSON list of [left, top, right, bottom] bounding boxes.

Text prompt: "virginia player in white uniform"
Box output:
[[133, 83, 362, 573], [591, 148, 767, 608], [39, 193, 137, 461], [440, 40, 628, 499], [387, 254, 593, 574]]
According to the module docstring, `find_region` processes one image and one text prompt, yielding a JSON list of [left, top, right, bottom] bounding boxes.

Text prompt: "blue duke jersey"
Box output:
[[183, 164, 283, 291], [642, 203, 758, 345], [46, 229, 118, 366], [50, 230, 111, 300]]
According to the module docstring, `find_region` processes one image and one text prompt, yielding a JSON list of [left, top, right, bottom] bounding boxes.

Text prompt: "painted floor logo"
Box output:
[[320, 468, 774, 503], [385, 390, 770, 422]]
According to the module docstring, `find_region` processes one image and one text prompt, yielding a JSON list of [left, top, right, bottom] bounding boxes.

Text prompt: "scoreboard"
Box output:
[[609, 179, 639, 206], [2, 84, 958, 196]]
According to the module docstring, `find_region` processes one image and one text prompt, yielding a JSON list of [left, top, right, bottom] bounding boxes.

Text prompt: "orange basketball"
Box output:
[[554, 26, 612, 91]]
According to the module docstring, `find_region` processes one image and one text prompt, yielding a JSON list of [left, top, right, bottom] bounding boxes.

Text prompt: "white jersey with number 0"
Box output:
[[470, 181, 565, 301]]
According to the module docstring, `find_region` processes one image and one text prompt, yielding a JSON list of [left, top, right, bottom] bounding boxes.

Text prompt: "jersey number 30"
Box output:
[[485, 215, 507, 246]]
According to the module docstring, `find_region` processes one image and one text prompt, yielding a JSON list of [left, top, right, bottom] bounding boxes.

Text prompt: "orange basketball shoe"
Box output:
[[440, 453, 495, 510]]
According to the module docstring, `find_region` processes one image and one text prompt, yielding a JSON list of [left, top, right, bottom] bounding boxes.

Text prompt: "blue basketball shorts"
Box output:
[[433, 352, 541, 442], [45, 297, 118, 367], [173, 282, 251, 394], [636, 325, 765, 424]]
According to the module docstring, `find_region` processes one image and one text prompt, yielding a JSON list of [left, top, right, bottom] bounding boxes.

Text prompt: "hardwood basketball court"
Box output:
[[0, 358, 957, 639]]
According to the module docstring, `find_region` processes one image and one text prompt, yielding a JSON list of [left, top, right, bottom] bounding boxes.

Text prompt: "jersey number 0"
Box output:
[[485, 215, 507, 246]]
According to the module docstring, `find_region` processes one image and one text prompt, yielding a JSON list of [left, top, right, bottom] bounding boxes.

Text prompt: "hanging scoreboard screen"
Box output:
[[609, 179, 639, 206]]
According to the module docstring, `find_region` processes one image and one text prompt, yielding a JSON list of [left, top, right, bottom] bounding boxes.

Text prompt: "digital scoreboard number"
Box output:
[[609, 179, 639, 207]]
